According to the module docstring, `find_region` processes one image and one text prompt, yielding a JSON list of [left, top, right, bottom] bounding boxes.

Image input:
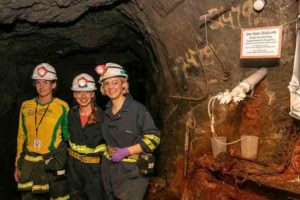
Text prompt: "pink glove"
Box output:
[[111, 147, 130, 162]]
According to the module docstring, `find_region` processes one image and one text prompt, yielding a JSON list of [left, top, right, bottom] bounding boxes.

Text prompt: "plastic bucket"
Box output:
[[211, 137, 227, 158], [241, 135, 259, 160]]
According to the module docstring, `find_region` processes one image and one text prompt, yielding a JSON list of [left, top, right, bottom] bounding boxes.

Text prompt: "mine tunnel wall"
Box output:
[[118, 0, 299, 197], [0, 0, 299, 199]]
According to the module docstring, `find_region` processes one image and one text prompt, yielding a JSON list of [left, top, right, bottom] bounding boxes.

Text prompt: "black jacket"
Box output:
[[68, 106, 105, 156]]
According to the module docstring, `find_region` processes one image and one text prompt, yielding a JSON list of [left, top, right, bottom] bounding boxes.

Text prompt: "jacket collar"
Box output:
[[73, 105, 102, 118], [105, 94, 133, 117]]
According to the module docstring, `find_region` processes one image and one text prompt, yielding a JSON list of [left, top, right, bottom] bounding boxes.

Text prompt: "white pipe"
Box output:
[[209, 68, 268, 145], [241, 67, 268, 91], [217, 68, 268, 104]]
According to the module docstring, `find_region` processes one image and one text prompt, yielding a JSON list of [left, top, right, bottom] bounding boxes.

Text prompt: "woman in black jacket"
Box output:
[[67, 73, 106, 200]]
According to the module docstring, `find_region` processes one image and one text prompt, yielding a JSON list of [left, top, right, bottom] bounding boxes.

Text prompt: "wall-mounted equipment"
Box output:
[[253, 0, 266, 12]]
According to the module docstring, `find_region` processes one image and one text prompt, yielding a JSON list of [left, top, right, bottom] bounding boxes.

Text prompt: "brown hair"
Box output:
[[87, 97, 100, 125]]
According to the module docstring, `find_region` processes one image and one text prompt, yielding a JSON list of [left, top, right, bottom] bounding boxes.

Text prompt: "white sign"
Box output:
[[240, 26, 282, 58]]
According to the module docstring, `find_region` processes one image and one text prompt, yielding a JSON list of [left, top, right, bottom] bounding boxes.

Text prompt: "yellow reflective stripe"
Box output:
[[94, 144, 106, 153], [18, 182, 50, 192], [69, 142, 106, 154], [24, 155, 43, 162], [32, 184, 49, 191], [18, 181, 33, 189], [51, 194, 70, 200], [103, 151, 136, 163], [144, 134, 160, 144], [142, 138, 155, 151], [103, 151, 110, 159]]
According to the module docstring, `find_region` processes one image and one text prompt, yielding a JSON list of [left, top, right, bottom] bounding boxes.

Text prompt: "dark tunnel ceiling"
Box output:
[[0, 7, 158, 117], [0, 0, 121, 23], [1, 9, 151, 65]]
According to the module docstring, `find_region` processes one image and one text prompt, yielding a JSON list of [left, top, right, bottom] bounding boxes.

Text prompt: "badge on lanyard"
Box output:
[[34, 99, 51, 149], [34, 138, 41, 148]]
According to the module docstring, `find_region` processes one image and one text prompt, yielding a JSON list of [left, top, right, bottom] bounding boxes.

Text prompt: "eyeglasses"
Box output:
[[102, 79, 121, 88], [34, 80, 53, 87], [78, 77, 94, 88], [37, 67, 56, 77]]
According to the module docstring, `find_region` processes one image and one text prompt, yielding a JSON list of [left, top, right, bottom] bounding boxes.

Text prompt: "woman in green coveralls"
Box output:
[[14, 63, 69, 200]]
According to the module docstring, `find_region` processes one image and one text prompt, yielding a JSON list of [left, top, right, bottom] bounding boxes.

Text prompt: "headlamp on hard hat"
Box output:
[[95, 64, 107, 76], [37, 66, 56, 77], [71, 73, 96, 91], [95, 62, 128, 83], [78, 77, 95, 88]]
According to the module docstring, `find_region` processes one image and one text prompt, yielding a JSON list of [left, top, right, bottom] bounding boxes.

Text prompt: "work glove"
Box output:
[[111, 147, 130, 163]]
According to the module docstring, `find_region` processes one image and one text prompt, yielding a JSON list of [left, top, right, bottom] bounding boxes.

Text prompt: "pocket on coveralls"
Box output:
[[120, 162, 139, 179]]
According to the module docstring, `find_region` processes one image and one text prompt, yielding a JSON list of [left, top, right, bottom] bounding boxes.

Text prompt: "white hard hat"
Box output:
[[32, 63, 57, 80], [95, 62, 128, 83], [71, 73, 97, 91]]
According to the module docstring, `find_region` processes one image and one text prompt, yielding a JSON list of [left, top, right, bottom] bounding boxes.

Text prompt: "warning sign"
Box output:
[[240, 26, 282, 59]]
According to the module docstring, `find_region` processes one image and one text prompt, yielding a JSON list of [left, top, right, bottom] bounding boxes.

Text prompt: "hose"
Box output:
[[208, 68, 268, 145]]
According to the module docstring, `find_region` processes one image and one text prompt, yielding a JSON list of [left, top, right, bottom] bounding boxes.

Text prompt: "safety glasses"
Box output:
[[33, 80, 53, 87]]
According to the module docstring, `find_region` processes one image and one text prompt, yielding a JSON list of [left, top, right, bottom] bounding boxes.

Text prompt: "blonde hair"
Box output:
[[100, 77, 129, 96]]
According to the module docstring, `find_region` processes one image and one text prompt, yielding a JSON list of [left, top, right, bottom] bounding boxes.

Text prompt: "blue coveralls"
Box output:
[[101, 95, 160, 200]]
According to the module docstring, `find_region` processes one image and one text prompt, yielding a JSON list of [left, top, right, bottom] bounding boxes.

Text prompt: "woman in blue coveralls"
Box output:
[[95, 62, 160, 200]]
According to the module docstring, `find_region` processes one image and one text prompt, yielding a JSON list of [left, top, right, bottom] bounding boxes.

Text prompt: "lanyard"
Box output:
[[35, 99, 52, 138]]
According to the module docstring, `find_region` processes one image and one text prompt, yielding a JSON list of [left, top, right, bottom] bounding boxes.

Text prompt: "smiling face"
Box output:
[[34, 79, 56, 98], [73, 91, 95, 108], [101, 77, 127, 100]]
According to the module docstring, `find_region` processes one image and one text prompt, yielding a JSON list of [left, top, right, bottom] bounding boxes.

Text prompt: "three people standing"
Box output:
[[15, 62, 160, 200]]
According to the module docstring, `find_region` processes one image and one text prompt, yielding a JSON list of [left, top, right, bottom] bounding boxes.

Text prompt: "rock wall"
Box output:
[[117, 0, 299, 198], [0, 0, 299, 199]]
